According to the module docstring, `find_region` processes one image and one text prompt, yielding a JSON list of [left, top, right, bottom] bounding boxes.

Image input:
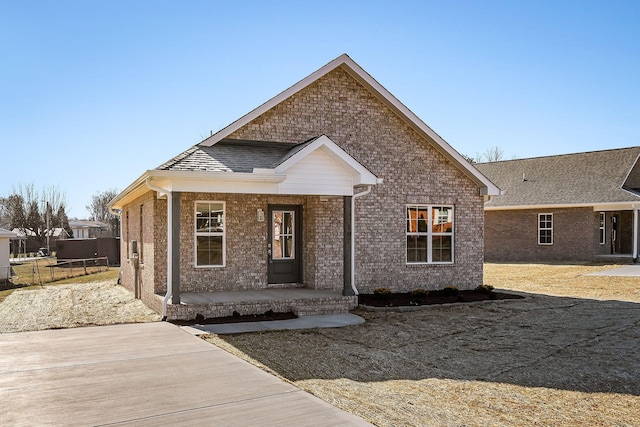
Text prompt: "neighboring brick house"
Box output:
[[476, 147, 640, 262], [109, 54, 499, 320]]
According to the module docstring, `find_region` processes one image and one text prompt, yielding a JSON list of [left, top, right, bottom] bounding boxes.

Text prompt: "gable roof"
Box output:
[[109, 134, 379, 209], [475, 147, 640, 210], [199, 54, 499, 196], [157, 139, 295, 173]]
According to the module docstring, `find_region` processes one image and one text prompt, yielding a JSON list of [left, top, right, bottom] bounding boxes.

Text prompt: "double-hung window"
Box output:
[[195, 201, 225, 267], [406, 205, 454, 264], [538, 213, 553, 245]]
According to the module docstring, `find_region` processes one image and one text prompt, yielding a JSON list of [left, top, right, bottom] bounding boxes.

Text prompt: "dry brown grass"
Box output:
[[204, 263, 640, 426], [485, 262, 640, 302]]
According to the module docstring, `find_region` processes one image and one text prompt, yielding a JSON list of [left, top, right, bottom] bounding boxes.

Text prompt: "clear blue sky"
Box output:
[[1, 1, 638, 218]]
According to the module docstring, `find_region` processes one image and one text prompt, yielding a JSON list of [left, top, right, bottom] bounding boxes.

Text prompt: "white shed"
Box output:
[[0, 228, 17, 281]]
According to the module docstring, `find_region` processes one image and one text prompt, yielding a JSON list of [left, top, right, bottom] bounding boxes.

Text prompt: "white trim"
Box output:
[[274, 135, 378, 185], [406, 204, 454, 265], [634, 210, 639, 259], [538, 213, 553, 245], [194, 201, 226, 268], [199, 54, 499, 196], [486, 202, 640, 211]]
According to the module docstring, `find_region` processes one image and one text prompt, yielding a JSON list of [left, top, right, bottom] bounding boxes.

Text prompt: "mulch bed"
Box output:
[[170, 310, 298, 326], [358, 289, 523, 307]]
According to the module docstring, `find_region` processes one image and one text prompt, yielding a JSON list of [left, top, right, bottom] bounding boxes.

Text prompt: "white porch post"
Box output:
[[633, 209, 639, 261]]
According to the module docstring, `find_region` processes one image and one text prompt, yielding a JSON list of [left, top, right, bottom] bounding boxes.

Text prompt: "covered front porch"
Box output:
[[155, 288, 358, 321]]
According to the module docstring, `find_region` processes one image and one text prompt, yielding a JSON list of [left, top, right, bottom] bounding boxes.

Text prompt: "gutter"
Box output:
[[143, 178, 172, 321], [350, 185, 372, 295]]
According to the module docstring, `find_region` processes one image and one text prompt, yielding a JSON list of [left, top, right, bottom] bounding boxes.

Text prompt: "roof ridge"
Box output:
[[478, 146, 640, 165]]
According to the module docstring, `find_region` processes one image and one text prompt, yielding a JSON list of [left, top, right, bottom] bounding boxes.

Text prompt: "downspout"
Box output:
[[144, 178, 172, 320], [351, 186, 372, 295]]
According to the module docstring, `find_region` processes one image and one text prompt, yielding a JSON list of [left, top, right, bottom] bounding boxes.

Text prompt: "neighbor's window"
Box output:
[[599, 212, 606, 245], [406, 205, 454, 264], [538, 213, 553, 245], [195, 201, 225, 267]]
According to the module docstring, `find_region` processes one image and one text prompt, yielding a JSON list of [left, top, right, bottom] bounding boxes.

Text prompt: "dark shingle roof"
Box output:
[[157, 139, 300, 173], [475, 147, 640, 208]]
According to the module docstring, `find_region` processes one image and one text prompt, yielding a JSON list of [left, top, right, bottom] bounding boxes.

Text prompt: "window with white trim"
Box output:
[[538, 213, 553, 245], [406, 205, 454, 264], [195, 201, 225, 267], [599, 212, 606, 245]]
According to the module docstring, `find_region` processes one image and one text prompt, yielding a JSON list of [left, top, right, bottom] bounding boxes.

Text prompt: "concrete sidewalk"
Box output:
[[181, 313, 365, 335], [0, 322, 372, 426], [585, 264, 640, 276]]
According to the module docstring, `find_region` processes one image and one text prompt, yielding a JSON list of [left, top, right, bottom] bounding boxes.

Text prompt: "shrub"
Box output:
[[264, 309, 275, 317], [373, 287, 392, 298], [411, 288, 428, 297], [442, 286, 459, 296], [232, 310, 241, 318], [475, 284, 495, 295]]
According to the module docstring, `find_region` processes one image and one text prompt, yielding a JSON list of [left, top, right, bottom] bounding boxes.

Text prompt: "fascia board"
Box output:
[[108, 171, 151, 210], [485, 202, 640, 211], [109, 170, 287, 210]]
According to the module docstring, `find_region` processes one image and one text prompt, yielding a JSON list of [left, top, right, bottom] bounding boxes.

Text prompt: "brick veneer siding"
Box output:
[[484, 207, 612, 262], [172, 193, 344, 293], [119, 191, 159, 305], [226, 67, 485, 291]]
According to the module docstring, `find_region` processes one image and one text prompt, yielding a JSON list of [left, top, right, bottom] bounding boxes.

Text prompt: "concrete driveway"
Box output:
[[0, 322, 372, 426]]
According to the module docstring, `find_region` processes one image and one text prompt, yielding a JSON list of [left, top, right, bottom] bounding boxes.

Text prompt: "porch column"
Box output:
[[171, 192, 181, 304], [634, 209, 639, 261], [343, 196, 354, 296]]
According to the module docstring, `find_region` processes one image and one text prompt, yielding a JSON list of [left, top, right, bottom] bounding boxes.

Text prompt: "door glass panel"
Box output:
[[273, 210, 295, 259]]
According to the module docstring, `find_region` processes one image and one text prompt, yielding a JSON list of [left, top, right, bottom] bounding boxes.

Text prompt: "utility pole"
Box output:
[[46, 201, 50, 256]]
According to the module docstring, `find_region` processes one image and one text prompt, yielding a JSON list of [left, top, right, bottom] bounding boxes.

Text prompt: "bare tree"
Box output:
[[483, 146, 504, 162], [87, 189, 120, 237]]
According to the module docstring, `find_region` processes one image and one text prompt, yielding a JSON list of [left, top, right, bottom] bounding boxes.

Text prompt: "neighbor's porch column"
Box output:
[[343, 195, 353, 296], [171, 192, 181, 304], [634, 208, 639, 261]]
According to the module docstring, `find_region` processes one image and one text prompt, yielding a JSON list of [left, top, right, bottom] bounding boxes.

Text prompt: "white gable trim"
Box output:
[[274, 135, 378, 186], [199, 54, 499, 196]]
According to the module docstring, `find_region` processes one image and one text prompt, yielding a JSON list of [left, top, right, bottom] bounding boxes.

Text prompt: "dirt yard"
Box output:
[[0, 263, 638, 425], [204, 263, 640, 427], [0, 280, 160, 333]]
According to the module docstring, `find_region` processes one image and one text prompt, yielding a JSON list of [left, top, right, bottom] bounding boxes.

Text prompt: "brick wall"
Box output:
[[227, 67, 485, 291], [173, 193, 344, 293], [484, 207, 601, 262], [119, 190, 157, 304]]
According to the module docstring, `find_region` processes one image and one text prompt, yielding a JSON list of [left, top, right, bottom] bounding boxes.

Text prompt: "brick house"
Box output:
[[476, 147, 640, 262], [109, 54, 499, 320]]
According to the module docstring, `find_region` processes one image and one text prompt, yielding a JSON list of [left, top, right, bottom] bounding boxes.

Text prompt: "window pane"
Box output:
[[432, 235, 452, 262], [283, 236, 293, 258], [196, 202, 224, 232], [432, 206, 453, 233], [272, 211, 295, 259], [407, 235, 428, 263], [283, 212, 292, 234], [197, 235, 223, 266], [407, 206, 428, 232]]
